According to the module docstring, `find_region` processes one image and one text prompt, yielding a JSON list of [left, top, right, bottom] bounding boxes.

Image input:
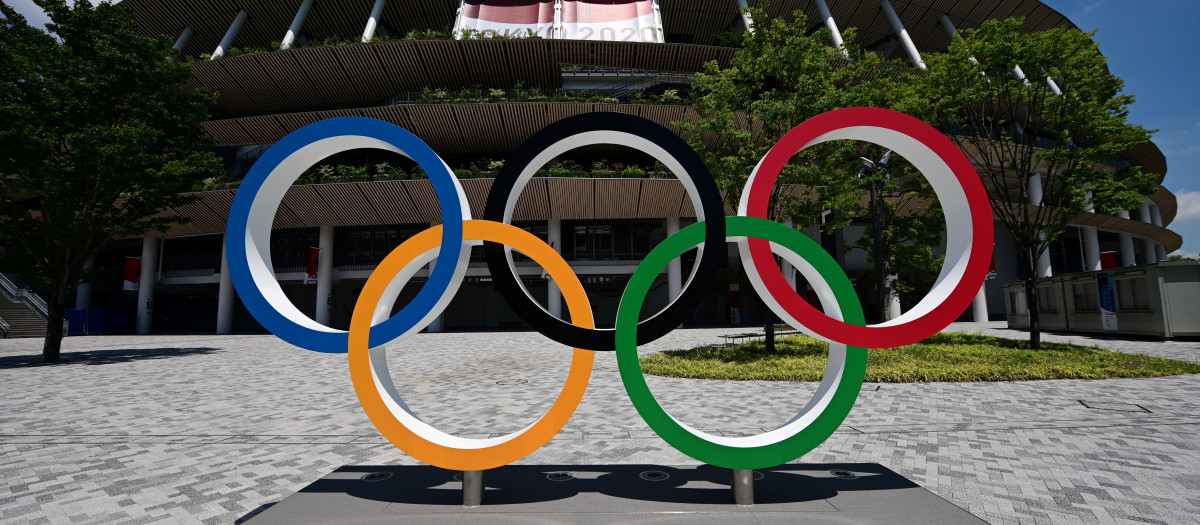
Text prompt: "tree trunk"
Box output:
[[41, 287, 66, 363], [764, 318, 775, 353], [1024, 277, 1042, 350]]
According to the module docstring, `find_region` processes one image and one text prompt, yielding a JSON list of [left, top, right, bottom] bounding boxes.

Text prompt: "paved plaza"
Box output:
[[1, 322, 1199, 524]]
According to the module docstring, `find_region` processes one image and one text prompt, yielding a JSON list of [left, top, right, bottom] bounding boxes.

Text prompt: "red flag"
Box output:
[[123, 257, 141, 291], [306, 247, 320, 283]]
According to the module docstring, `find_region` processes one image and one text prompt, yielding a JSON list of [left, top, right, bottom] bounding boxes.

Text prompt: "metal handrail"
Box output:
[[0, 273, 50, 321]]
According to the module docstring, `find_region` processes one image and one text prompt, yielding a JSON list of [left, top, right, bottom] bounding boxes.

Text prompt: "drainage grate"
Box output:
[[360, 472, 393, 482], [546, 471, 575, 482], [828, 469, 859, 480], [1078, 400, 1152, 413], [639, 470, 670, 481], [496, 379, 529, 386]]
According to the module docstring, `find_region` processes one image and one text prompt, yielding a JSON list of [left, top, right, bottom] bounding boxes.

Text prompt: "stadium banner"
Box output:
[[562, 0, 659, 42], [458, 0, 555, 38]]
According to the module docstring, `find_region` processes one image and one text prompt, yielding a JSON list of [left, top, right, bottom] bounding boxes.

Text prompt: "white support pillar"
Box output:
[[173, 26, 194, 51], [425, 222, 445, 332], [735, 0, 754, 34], [886, 275, 902, 320], [814, 0, 845, 51], [281, 0, 314, 50], [1028, 173, 1051, 277], [650, 0, 665, 42], [136, 237, 160, 335], [315, 226, 334, 325], [362, 0, 387, 43], [1117, 210, 1137, 267], [546, 219, 563, 320], [1081, 226, 1101, 271], [1139, 201, 1157, 263], [1150, 204, 1167, 261], [217, 237, 234, 334], [552, 0, 563, 39], [972, 286, 988, 322], [75, 257, 95, 310], [665, 217, 682, 302], [880, 0, 925, 69], [211, 10, 248, 60]]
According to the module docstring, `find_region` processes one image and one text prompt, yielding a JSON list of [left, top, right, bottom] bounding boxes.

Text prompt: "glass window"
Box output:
[[1072, 282, 1099, 312], [1037, 286, 1057, 313], [1116, 278, 1151, 311]]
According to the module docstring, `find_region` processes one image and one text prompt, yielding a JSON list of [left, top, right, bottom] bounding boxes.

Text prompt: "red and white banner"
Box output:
[[562, 0, 659, 42], [459, 0, 555, 39], [123, 257, 140, 291], [305, 247, 320, 284]]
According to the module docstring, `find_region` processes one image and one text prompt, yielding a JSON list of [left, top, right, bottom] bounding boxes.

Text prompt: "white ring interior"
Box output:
[[501, 131, 709, 320], [737, 126, 974, 344], [244, 136, 472, 336], [660, 239, 849, 448], [365, 240, 581, 449]]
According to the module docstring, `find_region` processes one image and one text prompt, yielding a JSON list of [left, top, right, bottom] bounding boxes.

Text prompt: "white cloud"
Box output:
[[1170, 250, 1199, 260], [1082, 1, 1106, 14], [1176, 189, 1200, 221]]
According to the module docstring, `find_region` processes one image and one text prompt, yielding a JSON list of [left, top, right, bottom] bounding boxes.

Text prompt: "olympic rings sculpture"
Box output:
[[226, 108, 992, 471]]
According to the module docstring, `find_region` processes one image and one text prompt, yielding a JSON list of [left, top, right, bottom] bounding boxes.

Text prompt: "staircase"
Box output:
[[0, 296, 46, 338]]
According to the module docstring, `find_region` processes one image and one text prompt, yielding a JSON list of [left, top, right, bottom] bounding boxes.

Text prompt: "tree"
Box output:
[[0, 0, 219, 362], [679, 6, 942, 348], [916, 19, 1155, 349]]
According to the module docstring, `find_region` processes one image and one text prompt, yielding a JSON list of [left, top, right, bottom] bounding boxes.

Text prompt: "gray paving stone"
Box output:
[[0, 324, 1197, 524]]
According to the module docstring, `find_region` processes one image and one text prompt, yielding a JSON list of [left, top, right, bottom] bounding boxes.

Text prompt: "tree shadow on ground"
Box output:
[[0, 347, 221, 369]]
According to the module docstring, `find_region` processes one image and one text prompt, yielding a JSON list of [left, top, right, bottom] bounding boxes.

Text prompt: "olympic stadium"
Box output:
[[21, 0, 1181, 337]]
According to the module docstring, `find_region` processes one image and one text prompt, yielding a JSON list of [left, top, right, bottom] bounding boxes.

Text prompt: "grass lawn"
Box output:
[[640, 332, 1200, 382]]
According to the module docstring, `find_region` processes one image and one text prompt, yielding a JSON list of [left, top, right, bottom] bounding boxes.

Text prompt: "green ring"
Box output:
[[615, 216, 866, 469]]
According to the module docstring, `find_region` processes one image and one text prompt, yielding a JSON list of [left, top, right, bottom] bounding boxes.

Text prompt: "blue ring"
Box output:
[[225, 117, 467, 352]]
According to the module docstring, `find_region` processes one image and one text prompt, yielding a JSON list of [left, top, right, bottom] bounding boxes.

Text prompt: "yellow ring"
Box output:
[[348, 220, 595, 471]]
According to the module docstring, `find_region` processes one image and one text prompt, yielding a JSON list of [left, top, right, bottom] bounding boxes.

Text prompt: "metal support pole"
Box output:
[[426, 222, 445, 332], [362, 0, 387, 42], [211, 10, 248, 60], [315, 226, 334, 325], [547, 219, 562, 319], [217, 238, 234, 334], [281, 0, 314, 49], [880, 0, 925, 69], [814, 0, 845, 51], [171, 27, 194, 59], [731, 469, 754, 505], [136, 237, 160, 335], [462, 470, 484, 506]]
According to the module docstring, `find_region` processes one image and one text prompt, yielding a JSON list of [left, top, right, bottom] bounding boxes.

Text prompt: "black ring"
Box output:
[[484, 112, 726, 351]]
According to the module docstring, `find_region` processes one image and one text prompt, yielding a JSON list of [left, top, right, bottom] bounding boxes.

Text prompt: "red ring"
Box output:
[[744, 107, 993, 348]]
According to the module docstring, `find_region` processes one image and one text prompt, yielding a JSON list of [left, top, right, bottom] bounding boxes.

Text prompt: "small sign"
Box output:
[[1096, 272, 1118, 331]]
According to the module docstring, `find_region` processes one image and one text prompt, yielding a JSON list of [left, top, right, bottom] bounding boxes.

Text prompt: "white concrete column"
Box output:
[[362, 0, 387, 43], [211, 10, 248, 60], [552, 0, 563, 39], [735, 0, 754, 34], [650, 0, 665, 42], [546, 219, 563, 320], [281, 0, 314, 49], [216, 237, 234, 334], [886, 275, 902, 320], [814, 0, 845, 51], [1139, 201, 1157, 263], [75, 257, 95, 310], [1081, 226, 1101, 271], [136, 237, 160, 335], [173, 26, 194, 51], [1117, 210, 1136, 267], [972, 285, 988, 322], [315, 226, 334, 325], [425, 222, 444, 332], [1149, 204, 1167, 261], [665, 217, 682, 302], [881, 0, 925, 69], [1027, 173, 1051, 277]]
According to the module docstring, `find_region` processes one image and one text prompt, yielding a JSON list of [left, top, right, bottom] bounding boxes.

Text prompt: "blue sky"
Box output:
[[6, 0, 1199, 258]]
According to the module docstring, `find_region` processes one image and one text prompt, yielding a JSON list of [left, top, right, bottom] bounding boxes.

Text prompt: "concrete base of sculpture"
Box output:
[[241, 463, 985, 524]]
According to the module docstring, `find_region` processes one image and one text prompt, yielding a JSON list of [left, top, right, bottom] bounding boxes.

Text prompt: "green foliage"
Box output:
[[414, 83, 690, 106], [678, 6, 940, 313], [1168, 254, 1197, 262], [915, 18, 1156, 347], [640, 333, 1200, 382], [0, 0, 220, 361]]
